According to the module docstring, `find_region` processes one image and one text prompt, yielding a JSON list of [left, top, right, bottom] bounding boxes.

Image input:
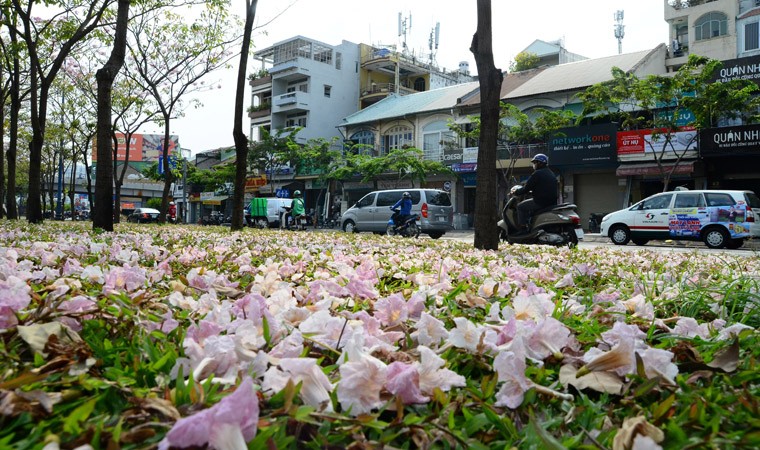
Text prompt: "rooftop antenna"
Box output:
[[428, 22, 440, 65], [399, 12, 412, 55], [614, 10, 625, 55]]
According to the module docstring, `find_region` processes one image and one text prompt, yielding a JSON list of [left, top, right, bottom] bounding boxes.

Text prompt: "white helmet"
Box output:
[[169, 201, 175, 205]]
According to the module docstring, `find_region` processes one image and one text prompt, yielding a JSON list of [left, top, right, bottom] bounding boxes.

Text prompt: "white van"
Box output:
[[340, 189, 454, 239], [246, 197, 293, 228], [599, 189, 760, 249]]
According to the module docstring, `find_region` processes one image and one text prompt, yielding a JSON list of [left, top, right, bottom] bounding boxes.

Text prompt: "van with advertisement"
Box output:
[[245, 197, 293, 228], [599, 189, 760, 249]]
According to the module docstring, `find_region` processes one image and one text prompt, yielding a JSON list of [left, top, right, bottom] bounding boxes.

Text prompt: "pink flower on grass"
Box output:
[[506, 292, 555, 321], [103, 265, 146, 293], [0, 276, 31, 329], [525, 317, 571, 361], [450, 317, 495, 353], [338, 352, 388, 416], [493, 349, 532, 409], [373, 293, 409, 327], [387, 362, 428, 404], [411, 312, 449, 348], [262, 358, 334, 411], [159, 377, 259, 450], [417, 346, 466, 394]]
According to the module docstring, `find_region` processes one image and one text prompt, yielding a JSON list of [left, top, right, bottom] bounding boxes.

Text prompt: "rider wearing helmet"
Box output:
[[291, 190, 306, 226], [512, 153, 558, 234], [390, 191, 413, 229]]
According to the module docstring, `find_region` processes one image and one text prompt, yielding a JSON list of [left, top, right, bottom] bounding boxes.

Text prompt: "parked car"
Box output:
[[127, 207, 161, 224], [599, 189, 760, 249], [340, 189, 454, 239]]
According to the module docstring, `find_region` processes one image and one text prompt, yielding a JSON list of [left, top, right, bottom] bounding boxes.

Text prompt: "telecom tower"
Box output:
[[398, 12, 412, 55], [428, 22, 440, 66], [614, 10, 625, 55]]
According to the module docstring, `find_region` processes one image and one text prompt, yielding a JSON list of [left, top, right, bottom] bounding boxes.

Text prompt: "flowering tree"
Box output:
[[124, 3, 240, 224], [11, 0, 114, 224]]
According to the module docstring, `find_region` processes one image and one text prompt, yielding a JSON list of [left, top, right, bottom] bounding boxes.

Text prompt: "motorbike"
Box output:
[[386, 208, 421, 238], [200, 211, 229, 226], [281, 206, 307, 231], [497, 187, 583, 247]]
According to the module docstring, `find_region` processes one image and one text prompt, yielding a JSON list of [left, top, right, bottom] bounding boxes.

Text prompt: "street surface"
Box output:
[[440, 231, 760, 255]]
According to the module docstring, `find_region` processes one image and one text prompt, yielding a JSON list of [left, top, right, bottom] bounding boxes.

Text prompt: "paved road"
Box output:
[[440, 230, 760, 254]]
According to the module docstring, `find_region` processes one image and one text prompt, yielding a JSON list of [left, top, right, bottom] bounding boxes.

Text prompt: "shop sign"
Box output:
[[710, 55, 760, 86], [377, 180, 412, 190], [442, 147, 478, 166], [548, 124, 617, 166], [700, 123, 760, 156], [452, 163, 477, 173], [617, 127, 697, 155]]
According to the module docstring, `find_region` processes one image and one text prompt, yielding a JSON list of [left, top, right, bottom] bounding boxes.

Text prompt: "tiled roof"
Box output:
[[341, 82, 480, 126], [458, 67, 547, 107], [505, 48, 660, 99]]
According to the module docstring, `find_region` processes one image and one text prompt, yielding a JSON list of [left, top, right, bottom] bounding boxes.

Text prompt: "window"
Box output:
[[414, 77, 426, 92], [357, 193, 376, 208], [382, 126, 413, 155], [287, 79, 308, 94], [745, 22, 759, 51], [324, 85, 331, 98], [336, 52, 342, 70], [705, 193, 736, 207], [424, 190, 452, 206], [349, 130, 375, 155], [285, 113, 307, 128], [376, 191, 419, 206], [422, 121, 456, 162], [674, 193, 705, 208], [695, 12, 728, 41], [640, 194, 673, 210]]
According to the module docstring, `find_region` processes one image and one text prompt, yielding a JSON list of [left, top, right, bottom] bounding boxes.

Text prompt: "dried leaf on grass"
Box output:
[[17, 322, 82, 356], [559, 365, 624, 394], [612, 416, 664, 450], [706, 339, 739, 373]]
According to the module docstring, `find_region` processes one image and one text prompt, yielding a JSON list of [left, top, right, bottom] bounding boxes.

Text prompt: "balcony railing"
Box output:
[[361, 83, 418, 97], [667, 0, 718, 10]]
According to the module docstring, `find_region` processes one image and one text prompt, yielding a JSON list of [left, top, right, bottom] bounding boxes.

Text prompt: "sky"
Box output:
[[155, 0, 669, 155]]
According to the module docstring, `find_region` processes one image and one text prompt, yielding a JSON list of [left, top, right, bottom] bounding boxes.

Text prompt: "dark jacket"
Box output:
[[518, 167, 558, 207]]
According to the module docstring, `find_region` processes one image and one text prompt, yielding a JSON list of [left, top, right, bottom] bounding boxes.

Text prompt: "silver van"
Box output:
[[341, 189, 454, 239]]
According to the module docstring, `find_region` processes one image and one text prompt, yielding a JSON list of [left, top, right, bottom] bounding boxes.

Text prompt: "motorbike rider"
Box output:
[[290, 190, 306, 227], [390, 191, 413, 230], [512, 153, 558, 234]]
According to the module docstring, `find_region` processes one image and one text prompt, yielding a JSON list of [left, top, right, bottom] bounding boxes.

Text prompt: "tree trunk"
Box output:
[[93, 0, 130, 231], [0, 94, 5, 219], [26, 71, 45, 223], [470, 0, 503, 250], [160, 122, 173, 223], [231, 0, 259, 231]]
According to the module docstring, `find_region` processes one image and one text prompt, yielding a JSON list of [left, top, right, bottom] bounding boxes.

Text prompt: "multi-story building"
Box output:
[[249, 35, 476, 216], [250, 36, 361, 146], [665, 0, 760, 196], [358, 43, 475, 109]]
